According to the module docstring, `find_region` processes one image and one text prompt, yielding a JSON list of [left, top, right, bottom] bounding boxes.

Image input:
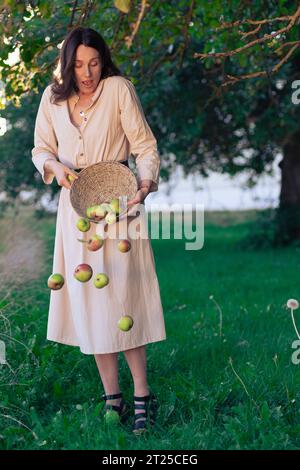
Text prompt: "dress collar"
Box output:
[[69, 77, 106, 104]]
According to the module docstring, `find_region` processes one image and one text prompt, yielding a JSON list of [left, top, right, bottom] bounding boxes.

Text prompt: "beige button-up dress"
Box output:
[[32, 75, 166, 354]]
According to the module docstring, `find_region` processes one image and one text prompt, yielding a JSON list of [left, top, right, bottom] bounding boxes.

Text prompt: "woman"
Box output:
[[31, 27, 166, 435]]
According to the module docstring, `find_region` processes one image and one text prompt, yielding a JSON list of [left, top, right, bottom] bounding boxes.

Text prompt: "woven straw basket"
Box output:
[[70, 161, 138, 219]]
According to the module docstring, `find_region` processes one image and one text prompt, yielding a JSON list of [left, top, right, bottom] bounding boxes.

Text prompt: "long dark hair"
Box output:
[[50, 27, 124, 105]]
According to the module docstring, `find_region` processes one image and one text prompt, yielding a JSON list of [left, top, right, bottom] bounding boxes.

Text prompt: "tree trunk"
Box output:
[[277, 130, 300, 243]]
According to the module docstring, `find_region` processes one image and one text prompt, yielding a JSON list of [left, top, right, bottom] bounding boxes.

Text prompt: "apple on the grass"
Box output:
[[118, 239, 131, 253], [74, 264, 93, 282], [94, 273, 109, 288], [47, 273, 64, 290], [118, 315, 134, 332], [104, 410, 120, 425], [76, 218, 90, 232]]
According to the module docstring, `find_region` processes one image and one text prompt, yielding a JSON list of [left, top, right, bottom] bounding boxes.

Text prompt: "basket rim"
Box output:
[[69, 161, 138, 219]]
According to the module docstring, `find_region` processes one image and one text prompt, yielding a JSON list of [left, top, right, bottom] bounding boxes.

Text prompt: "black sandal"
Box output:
[[101, 392, 128, 423], [133, 392, 158, 435]]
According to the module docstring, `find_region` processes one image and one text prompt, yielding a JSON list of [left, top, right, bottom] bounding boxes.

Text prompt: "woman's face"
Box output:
[[73, 44, 102, 96]]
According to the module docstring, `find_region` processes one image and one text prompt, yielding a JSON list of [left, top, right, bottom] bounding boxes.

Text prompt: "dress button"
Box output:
[[79, 136, 82, 139], [80, 153, 84, 156]]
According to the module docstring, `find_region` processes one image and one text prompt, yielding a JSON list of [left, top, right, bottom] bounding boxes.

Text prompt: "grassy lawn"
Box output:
[[0, 208, 300, 450]]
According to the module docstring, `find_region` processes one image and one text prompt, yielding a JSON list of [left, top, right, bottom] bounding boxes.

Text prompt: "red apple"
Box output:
[[87, 234, 104, 251], [47, 273, 64, 290], [118, 239, 131, 253], [73, 264, 93, 282]]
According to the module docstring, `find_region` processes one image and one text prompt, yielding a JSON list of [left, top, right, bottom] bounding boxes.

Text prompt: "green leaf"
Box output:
[[38, 0, 52, 19], [114, 0, 131, 14], [20, 46, 34, 63]]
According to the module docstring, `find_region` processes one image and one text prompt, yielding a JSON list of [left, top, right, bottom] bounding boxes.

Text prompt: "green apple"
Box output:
[[73, 264, 93, 282], [105, 212, 117, 225], [94, 273, 109, 288], [86, 205, 97, 219], [67, 174, 76, 184], [117, 239, 131, 253], [100, 203, 112, 213], [110, 198, 120, 215], [47, 273, 64, 290], [93, 205, 107, 221], [76, 217, 90, 232], [104, 410, 120, 425], [118, 315, 134, 332]]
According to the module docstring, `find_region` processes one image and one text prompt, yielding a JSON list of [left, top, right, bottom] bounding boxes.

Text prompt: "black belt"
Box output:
[[76, 160, 128, 172]]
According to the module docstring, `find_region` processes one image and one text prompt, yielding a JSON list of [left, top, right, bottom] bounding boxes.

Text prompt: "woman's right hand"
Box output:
[[44, 159, 79, 190]]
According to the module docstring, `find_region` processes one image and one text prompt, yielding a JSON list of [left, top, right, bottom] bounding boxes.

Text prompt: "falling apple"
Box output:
[[86, 205, 97, 219], [110, 198, 120, 215], [93, 205, 107, 221], [77, 234, 104, 251], [47, 273, 64, 290], [100, 202, 112, 213], [118, 315, 134, 332], [76, 217, 91, 232], [94, 273, 109, 288], [88, 234, 104, 251], [74, 264, 93, 282], [118, 239, 131, 253], [105, 212, 117, 225]]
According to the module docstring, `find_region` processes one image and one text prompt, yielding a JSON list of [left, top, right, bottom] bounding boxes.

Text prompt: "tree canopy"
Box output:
[[1, 1, 300, 241]]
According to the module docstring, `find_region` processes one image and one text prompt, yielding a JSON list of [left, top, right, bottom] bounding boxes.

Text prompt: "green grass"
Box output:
[[1, 209, 300, 450]]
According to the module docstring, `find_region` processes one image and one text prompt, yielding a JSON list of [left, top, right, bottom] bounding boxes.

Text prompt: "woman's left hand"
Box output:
[[127, 187, 150, 207]]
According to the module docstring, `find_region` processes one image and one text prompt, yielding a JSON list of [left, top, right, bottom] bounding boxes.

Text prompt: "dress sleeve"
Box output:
[[31, 86, 58, 185], [119, 78, 160, 193]]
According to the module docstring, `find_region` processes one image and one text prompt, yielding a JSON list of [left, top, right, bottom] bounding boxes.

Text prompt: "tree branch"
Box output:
[[194, 5, 300, 60], [68, 0, 78, 30], [178, 0, 195, 69], [125, 0, 150, 49], [221, 43, 299, 87]]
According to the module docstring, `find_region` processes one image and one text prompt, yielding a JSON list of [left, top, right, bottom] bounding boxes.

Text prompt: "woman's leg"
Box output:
[[94, 352, 121, 406], [123, 345, 151, 428], [123, 345, 149, 396]]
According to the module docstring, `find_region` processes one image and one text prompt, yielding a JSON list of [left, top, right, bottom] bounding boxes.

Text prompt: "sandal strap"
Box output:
[[133, 420, 147, 431], [105, 404, 123, 413], [134, 403, 148, 410], [102, 392, 123, 401], [134, 395, 151, 401]]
